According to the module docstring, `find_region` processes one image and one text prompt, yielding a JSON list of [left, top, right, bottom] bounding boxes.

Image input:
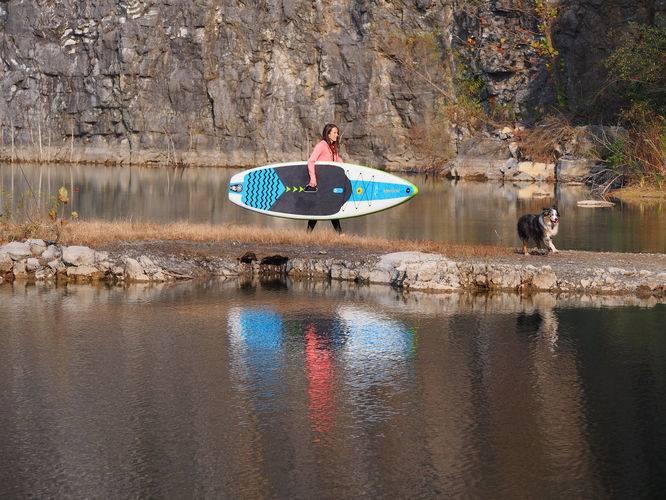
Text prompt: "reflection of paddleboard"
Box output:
[[228, 161, 418, 220], [338, 306, 414, 358]]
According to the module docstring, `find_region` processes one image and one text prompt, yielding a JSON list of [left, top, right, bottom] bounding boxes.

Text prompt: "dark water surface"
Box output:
[[1, 279, 665, 498], [2, 162, 664, 252]]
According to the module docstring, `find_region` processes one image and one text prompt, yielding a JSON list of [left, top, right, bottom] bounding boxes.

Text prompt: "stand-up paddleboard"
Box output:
[[228, 161, 418, 220]]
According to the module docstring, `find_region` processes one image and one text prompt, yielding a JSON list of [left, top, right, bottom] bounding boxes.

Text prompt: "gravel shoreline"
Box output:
[[3, 240, 664, 298]]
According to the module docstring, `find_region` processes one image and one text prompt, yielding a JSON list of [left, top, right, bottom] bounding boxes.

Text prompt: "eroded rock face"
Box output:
[[2, 0, 659, 168], [0, 0, 458, 168]]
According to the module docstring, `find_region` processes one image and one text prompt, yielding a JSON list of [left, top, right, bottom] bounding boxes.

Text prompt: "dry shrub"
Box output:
[[591, 105, 665, 191], [514, 115, 579, 162], [619, 106, 666, 186], [0, 185, 76, 243]]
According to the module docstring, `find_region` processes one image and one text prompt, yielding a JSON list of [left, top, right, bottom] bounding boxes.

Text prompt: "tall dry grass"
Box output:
[[1, 220, 511, 258]]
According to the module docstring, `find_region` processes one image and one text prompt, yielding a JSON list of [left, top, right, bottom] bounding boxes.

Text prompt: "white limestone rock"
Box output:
[[48, 259, 66, 273], [0, 253, 13, 273], [488, 266, 522, 289], [370, 252, 459, 290], [67, 265, 104, 281], [96, 261, 112, 272], [532, 267, 557, 290], [1, 241, 32, 260], [41, 245, 61, 261], [62, 246, 95, 266], [124, 257, 151, 282], [508, 161, 556, 182], [26, 258, 41, 272], [94, 251, 109, 262], [27, 239, 47, 256]]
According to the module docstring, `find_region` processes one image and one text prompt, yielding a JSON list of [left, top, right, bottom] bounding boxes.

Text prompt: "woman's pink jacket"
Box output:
[[307, 140, 341, 184]]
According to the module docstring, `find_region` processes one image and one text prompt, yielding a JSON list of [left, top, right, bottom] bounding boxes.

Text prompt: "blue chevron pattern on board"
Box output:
[[241, 168, 286, 211]]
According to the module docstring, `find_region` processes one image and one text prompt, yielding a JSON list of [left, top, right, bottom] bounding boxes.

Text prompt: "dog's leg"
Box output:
[[545, 236, 559, 254], [522, 240, 529, 255], [536, 239, 544, 254]]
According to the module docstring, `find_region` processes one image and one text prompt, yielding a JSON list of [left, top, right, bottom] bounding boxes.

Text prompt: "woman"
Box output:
[[305, 123, 343, 234]]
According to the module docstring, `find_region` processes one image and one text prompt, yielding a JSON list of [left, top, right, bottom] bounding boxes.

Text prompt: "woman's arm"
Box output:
[[307, 141, 326, 186]]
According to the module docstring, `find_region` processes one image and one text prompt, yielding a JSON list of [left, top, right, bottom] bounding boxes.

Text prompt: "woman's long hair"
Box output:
[[322, 123, 340, 159]]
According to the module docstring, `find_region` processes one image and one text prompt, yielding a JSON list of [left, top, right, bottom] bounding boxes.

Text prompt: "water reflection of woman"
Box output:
[[305, 123, 343, 234], [304, 322, 334, 434]]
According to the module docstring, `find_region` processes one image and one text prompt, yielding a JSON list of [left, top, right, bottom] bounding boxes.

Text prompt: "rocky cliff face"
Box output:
[[0, 0, 660, 168], [0, 0, 453, 167]]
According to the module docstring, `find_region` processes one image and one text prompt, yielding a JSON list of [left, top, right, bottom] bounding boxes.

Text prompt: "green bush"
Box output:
[[605, 22, 666, 114]]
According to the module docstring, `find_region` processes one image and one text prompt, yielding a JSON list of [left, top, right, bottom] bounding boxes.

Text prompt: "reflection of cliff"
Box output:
[[561, 306, 666, 498]]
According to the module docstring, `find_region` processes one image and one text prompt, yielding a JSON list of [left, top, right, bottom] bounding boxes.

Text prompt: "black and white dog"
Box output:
[[517, 207, 560, 255]]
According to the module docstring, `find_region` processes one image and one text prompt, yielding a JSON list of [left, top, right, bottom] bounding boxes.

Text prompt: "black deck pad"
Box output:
[[270, 163, 352, 216]]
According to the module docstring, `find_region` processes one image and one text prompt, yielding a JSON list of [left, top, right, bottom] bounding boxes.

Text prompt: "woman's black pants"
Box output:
[[307, 219, 341, 234]]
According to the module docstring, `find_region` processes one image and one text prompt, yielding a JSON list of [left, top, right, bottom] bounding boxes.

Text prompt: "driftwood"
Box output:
[[577, 200, 616, 207]]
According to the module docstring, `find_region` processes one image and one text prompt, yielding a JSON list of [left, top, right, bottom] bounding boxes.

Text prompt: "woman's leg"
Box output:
[[307, 220, 317, 232], [331, 219, 342, 234]]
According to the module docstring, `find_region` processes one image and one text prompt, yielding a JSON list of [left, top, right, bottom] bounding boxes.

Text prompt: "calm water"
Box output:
[[0, 279, 665, 498], [1, 162, 664, 252]]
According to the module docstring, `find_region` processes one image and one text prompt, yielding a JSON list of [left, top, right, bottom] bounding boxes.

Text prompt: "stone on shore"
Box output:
[[1, 241, 32, 260], [26, 258, 41, 272], [27, 239, 47, 256], [48, 259, 66, 273], [41, 245, 61, 261], [124, 257, 151, 282], [369, 252, 461, 290], [95, 251, 110, 263], [449, 137, 509, 180], [67, 265, 104, 281], [62, 246, 96, 267], [0, 253, 13, 273], [557, 158, 596, 183], [531, 267, 558, 290], [507, 162, 556, 182]]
